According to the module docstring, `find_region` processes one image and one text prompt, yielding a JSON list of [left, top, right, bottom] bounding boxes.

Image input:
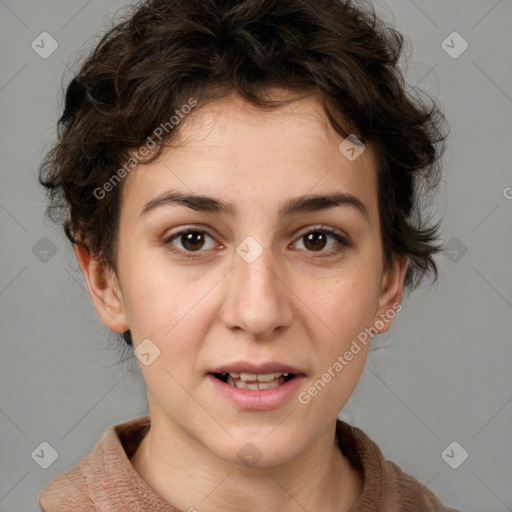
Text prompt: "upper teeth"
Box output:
[[222, 372, 289, 382]]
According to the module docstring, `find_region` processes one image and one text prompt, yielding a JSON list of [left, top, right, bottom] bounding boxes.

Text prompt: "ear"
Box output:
[[373, 254, 409, 334], [74, 243, 129, 333]]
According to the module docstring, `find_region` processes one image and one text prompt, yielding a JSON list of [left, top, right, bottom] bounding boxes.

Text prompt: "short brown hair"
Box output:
[[40, 0, 448, 342]]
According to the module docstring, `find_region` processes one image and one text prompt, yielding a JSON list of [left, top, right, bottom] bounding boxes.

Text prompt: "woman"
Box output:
[[38, 0, 458, 510]]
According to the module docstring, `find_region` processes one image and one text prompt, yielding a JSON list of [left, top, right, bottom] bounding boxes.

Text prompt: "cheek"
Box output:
[[119, 256, 223, 350], [307, 271, 380, 343], [302, 271, 378, 397], [118, 246, 179, 326]]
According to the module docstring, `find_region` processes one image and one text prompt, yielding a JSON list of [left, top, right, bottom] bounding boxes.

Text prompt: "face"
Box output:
[[79, 91, 407, 468]]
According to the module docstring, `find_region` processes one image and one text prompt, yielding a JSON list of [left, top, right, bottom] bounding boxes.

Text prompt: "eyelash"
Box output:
[[163, 225, 349, 259]]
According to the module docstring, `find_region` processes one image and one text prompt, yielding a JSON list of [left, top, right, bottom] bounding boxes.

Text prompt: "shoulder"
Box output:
[[39, 416, 150, 512], [39, 453, 96, 511], [384, 458, 460, 512], [336, 420, 460, 512]]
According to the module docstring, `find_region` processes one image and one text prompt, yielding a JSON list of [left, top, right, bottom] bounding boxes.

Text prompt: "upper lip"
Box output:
[[208, 361, 306, 375]]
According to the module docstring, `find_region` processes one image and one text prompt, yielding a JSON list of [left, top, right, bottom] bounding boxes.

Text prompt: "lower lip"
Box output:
[[206, 374, 305, 410]]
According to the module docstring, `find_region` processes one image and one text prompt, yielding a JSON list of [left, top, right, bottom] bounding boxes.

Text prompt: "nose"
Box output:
[[220, 245, 294, 339]]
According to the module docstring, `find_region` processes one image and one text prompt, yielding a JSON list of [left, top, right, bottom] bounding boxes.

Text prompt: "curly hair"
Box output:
[[40, 0, 448, 346]]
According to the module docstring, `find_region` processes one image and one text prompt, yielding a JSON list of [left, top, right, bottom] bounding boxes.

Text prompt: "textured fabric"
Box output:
[[39, 416, 460, 512]]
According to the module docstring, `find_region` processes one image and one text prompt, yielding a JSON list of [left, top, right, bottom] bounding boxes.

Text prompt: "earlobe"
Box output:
[[74, 243, 129, 333], [374, 255, 409, 334]]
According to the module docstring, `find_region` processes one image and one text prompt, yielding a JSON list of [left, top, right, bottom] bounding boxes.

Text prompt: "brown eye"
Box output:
[[165, 229, 217, 254], [303, 232, 328, 251], [292, 228, 348, 255], [180, 231, 206, 251]]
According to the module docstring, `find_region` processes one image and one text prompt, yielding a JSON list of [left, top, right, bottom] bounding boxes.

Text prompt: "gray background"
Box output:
[[1, 1, 511, 511]]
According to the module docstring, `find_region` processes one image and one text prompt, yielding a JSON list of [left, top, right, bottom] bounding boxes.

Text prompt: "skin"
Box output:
[[76, 90, 408, 512]]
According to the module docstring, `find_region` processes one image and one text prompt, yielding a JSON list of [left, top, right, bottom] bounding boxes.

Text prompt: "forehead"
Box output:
[[121, 92, 380, 225]]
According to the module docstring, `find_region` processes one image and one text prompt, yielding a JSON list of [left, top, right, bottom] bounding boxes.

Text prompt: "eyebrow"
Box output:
[[140, 190, 369, 222]]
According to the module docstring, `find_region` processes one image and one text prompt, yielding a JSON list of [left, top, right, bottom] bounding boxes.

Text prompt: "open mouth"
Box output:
[[212, 372, 296, 390]]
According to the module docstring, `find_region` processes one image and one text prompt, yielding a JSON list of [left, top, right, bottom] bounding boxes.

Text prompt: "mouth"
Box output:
[[206, 362, 306, 409], [211, 371, 296, 390]]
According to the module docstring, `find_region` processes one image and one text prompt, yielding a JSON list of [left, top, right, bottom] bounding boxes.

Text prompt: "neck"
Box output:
[[130, 414, 362, 512]]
